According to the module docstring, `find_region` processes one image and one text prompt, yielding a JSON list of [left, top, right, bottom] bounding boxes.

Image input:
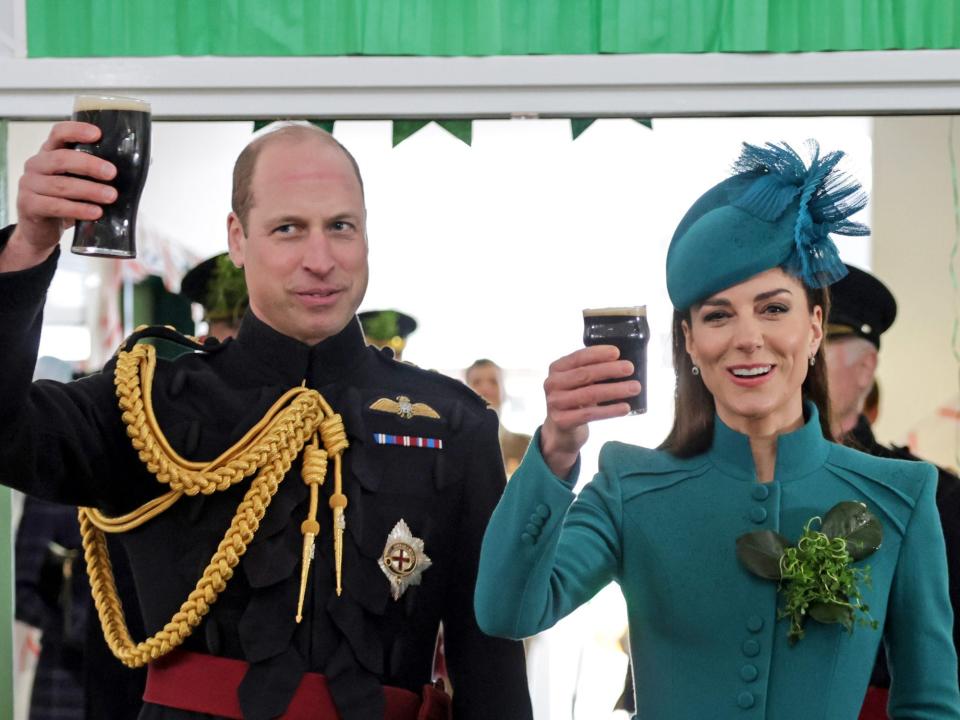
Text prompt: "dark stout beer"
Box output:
[[71, 95, 151, 258], [583, 306, 649, 415]]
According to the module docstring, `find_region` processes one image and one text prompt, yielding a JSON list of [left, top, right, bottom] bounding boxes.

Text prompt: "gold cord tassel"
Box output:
[[318, 414, 350, 597], [296, 437, 326, 622]]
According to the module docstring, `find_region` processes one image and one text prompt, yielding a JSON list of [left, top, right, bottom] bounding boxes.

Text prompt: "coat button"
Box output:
[[751, 484, 769, 500], [521, 533, 535, 545], [749, 507, 767, 523], [746, 615, 764, 633], [525, 523, 540, 536], [530, 514, 546, 527], [737, 692, 755, 709], [535, 504, 551, 519], [742, 639, 760, 657], [739, 664, 758, 682]]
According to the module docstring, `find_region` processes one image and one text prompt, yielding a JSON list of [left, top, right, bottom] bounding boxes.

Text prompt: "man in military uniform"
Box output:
[[825, 264, 960, 718], [0, 121, 532, 719], [358, 310, 418, 362], [465, 360, 531, 479], [180, 252, 249, 342]]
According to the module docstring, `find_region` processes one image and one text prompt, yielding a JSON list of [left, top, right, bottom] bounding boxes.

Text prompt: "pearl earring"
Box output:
[[809, 355, 816, 367], [691, 365, 700, 376]]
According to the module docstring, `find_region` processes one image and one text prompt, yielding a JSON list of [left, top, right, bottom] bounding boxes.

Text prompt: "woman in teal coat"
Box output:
[[475, 142, 960, 719]]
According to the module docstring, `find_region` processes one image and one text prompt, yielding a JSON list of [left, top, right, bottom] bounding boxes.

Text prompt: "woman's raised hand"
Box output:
[[539, 345, 641, 478]]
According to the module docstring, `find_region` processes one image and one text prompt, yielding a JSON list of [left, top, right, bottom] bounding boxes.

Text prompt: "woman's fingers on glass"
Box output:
[[554, 402, 631, 428], [549, 380, 641, 411], [546, 360, 633, 394], [550, 345, 621, 374]]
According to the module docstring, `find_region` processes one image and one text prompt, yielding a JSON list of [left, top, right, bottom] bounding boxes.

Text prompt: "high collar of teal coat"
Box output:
[[707, 401, 832, 483]]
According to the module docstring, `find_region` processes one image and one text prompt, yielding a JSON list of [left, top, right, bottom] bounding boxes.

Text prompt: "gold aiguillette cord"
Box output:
[[296, 408, 350, 622]]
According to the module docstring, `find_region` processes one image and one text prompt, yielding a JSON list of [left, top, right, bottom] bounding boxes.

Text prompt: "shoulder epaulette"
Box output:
[[118, 324, 226, 356]]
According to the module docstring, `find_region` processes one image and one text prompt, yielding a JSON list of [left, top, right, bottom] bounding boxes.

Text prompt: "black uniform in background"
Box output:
[[15, 496, 86, 720], [0, 228, 532, 720], [847, 415, 960, 692]]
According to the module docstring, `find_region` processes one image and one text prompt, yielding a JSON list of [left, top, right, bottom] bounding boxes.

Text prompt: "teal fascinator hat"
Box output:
[[665, 141, 869, 310]]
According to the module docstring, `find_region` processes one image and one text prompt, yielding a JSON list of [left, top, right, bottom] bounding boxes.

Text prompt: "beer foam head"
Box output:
[[665, 140, 868, 311], [583, 306, 646, 318], [74, 95, 151, 113]]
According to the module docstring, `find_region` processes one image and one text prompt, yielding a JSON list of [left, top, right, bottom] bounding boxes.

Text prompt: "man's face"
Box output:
[[825, 336, 877, 426], [227, 137, 368, 346], [467, 364, 504, 411]]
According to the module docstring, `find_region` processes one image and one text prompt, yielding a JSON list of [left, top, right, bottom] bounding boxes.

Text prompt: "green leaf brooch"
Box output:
[[736, 501, 882, 644]]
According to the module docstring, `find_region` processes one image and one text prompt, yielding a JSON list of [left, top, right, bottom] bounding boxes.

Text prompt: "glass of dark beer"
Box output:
[[71, 95, 151, 258], [583, 306, 649, 415]]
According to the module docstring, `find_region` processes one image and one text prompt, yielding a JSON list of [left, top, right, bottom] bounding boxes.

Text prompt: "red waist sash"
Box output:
[[144, 649, 436, 720]]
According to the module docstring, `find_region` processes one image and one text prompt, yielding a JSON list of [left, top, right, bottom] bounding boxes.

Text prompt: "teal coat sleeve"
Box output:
[[474, 428, 622, 639], [886, 464, 960, 717]]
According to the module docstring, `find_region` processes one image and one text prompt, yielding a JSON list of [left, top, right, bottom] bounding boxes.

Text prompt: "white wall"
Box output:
[[872, 116, 960, 468]]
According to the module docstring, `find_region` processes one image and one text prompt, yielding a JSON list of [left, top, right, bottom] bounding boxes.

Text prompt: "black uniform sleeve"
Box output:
[[442, 406, 533, 719], [0, 225, 135, 507]]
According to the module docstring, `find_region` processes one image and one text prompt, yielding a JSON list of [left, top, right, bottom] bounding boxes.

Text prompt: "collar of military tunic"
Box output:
[[707, 401, 832, 483], [234, 310, 369, 386]]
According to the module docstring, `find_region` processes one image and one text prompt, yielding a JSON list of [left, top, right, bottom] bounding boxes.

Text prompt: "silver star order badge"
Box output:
[[379, 519, 432, 601]]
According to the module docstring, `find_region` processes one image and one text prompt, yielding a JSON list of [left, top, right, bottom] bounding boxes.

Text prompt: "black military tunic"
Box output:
[[847, 415, 960, 692], [0, 229, 532, 720]]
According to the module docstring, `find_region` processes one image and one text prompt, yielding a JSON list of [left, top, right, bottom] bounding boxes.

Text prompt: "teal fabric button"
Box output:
[[742, 639, 760, 657], [750, 507, 767, 523], [751, 484, 770, 500], [525, 523, 540, 536], [530, 514, 546, 527], [535, 504, 551, 519], [746, 615, 764, 633], [739, 664, 758, 682], [737, 692, 755, 709], [520, 533, 535, 545]]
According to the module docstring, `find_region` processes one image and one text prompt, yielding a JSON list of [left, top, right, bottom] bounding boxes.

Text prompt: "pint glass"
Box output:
[[71, 95, 151, 258], [583, 306, 649, 415]]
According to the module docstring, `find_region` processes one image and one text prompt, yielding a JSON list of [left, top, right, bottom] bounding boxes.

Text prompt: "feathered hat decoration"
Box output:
[[666, 140, 869, 310]]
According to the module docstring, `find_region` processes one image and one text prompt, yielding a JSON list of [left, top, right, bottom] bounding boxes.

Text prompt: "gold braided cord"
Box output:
[[84, 488, 181, 533], [78, 342, 348, 668]]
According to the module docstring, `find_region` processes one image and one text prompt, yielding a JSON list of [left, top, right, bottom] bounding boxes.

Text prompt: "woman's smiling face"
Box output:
[[682, 268, 823, 435]]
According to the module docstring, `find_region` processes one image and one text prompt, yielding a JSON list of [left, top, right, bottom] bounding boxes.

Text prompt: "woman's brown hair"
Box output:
[[659, 280, 833, 457]]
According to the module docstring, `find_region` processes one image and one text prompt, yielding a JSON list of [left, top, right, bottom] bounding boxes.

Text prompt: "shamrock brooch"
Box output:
[[736, 501, 882, 644]]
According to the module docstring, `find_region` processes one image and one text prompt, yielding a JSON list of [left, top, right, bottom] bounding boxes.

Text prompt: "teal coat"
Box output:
[[475, 406, 960, 719]]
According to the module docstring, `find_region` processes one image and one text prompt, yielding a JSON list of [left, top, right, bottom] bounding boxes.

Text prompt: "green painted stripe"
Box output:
[[26, 0, 960, 58]]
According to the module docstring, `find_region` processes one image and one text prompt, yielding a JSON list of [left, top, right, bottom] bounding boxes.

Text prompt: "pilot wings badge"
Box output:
[[369, 395, 440, 420], [379, 519, 432, 601]]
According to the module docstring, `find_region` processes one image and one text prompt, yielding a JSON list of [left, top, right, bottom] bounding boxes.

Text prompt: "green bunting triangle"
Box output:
[[392, 120, 431, 147], [393, 120, 472, 147], [571, 119, 596, 140], [436, 120, 472, 146], [571, 118, 652, 139], [252, 119, 336, 133]]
